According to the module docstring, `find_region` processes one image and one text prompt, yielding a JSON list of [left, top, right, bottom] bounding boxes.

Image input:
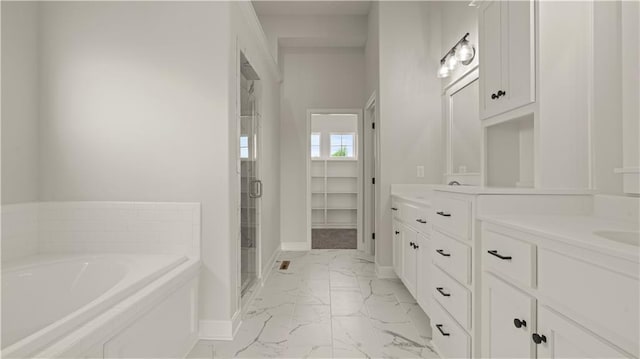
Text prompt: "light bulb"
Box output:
[[446, 54, 458, 70], [455, 39, 475, 64], [437, 62, 450, 78]]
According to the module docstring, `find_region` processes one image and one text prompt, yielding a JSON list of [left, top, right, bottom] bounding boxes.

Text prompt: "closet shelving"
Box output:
[[311, 159, 358, 228]]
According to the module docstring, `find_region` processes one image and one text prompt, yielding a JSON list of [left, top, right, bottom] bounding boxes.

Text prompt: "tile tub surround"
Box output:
[[1, 201, 201, 260], [187, 250, 437, 359]]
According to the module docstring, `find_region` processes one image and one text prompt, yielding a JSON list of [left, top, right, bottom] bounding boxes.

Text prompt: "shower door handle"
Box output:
[[249, 180, 263, 198]]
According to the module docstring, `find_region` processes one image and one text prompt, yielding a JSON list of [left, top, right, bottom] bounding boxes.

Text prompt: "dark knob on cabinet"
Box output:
[[391, 207, 398, 211], [395, 231, 400, 235], [513, 318, 527, 328], [497, 90, 506, 97], [532, 333, 547, 344], [409, 241, 414, 247], [491, 93, 498, 100]]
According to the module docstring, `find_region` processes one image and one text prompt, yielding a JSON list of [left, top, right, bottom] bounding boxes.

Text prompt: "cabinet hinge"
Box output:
[[372, 232, 375, 240], [372, 177, 375, 185], [372, 122, 375, 129]]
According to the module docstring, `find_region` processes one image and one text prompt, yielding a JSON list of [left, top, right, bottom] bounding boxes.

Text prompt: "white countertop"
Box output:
[[392, 193, 432, 207], [480, 214, 640, 261], [434, 186, 595, 195]]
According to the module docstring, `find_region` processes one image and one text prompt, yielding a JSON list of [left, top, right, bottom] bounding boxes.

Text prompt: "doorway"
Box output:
[[239, 52, 261, 297], [307, 109, 363, 249], [364, 94, 377, 256]]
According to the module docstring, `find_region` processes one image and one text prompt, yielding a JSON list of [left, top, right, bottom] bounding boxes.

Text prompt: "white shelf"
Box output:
[[310, 160, 360, 229]]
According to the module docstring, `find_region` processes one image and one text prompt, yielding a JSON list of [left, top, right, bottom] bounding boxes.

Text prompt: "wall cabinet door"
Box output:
[[536, 306, 629, 358], [484, 274, 536, 358], [479, 0, 535, 119], [393, 220, 403, 278], [416, 234, 431, 314], [402, 226, 418, 297]]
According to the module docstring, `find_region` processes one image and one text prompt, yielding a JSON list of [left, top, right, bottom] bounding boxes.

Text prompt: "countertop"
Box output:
[[391, 193, 432, 207], [434, 186, 595, 195], [480, 214, 640, 262]]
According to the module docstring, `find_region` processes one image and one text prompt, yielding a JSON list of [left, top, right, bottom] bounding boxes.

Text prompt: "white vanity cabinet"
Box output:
[[479, 0, 535, 120], [481, 221, 638, 359], [391, 195, 432, 317]]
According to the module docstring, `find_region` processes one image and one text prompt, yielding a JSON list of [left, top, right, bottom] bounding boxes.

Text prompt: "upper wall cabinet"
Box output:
[[479, 0, 536, 120]]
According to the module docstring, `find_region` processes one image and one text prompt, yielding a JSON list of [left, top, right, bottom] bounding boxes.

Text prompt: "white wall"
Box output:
[[258, 15, 367, 62], [376, 1, 442, 267], [279, 47, 365, 245], [438, 1, 479, 90], [36, 0, 235, 327], [1, 2, 40, 204]]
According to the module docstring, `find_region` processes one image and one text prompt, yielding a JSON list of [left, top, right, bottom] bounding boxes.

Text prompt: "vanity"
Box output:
[[391, 187, 639, 359]]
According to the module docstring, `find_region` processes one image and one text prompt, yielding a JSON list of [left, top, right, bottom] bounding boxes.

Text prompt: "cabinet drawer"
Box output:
[[432, 265, 471, 330], [431, 302, 471, 359], [433, 230, 471, 285], [483, 229, 536, 288], [432, 196, 471, 240], [538, 248, 639, 356]]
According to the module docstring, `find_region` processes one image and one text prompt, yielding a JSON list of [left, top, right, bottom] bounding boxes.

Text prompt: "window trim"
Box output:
[[310, 132, 322, 159]]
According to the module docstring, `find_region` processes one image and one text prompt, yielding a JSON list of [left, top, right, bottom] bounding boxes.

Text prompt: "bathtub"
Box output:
[[2, 253, 187, 358]]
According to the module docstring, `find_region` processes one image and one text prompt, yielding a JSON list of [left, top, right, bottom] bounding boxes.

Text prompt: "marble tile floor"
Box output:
[[187, 250, 438, 359]]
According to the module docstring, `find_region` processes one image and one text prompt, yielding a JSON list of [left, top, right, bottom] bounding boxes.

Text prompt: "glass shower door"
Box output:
[[240, 57, 260, 297]]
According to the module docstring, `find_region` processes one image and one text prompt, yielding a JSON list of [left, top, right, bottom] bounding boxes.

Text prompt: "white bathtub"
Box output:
[[2, 254, 187, 358]]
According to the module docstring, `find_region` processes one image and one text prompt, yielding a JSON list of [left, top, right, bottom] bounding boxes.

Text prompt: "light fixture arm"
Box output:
[[440, 32, 471, 64]]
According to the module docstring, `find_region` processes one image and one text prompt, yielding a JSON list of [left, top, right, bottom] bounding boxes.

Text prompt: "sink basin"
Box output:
[[594, 230, 640, 246]]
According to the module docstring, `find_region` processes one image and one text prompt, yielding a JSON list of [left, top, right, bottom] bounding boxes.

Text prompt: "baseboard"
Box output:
[[260, 247, 281, 285], [198, 310, 241, 341], [280, 242, 310, 251], [375, 263, 397, 279]]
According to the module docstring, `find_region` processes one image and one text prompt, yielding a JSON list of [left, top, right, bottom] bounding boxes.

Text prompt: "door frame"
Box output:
[[306, 108, 364, 250], [363, 92, 378, 256]]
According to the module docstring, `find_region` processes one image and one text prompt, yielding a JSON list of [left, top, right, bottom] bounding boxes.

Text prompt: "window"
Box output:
[[240, 135, 249, 159], [330, 134, 355, 158], [310, 133, 321, 158]]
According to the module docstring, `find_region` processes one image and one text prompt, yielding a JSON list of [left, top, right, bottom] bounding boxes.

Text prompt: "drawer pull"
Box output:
[[436, 249, 451, 257], [532, 333, 547, 344], [416, 219, 427, 224], [513, 318, 527, 328], [395, 231, 400, 235], [435, 324, 450, 336], [487, 250, 512, 260], [391, 207, 398, 211], [410, 241, 414, 247], [436, 211, 451, 217], [436, 287, 451, 297]]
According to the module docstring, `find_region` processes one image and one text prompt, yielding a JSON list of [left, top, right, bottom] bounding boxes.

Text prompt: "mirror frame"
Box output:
[[443, 66, 481, 185]]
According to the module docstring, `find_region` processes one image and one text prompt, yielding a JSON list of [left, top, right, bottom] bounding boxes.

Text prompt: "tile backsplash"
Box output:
[[2, 201, 201, 262]]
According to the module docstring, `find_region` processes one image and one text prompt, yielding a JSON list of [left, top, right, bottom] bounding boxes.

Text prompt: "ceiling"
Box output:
[[252, 1, 372, 16]]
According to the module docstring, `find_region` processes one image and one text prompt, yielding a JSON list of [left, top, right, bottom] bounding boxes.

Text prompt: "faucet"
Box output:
[[448, 181, 461, 186]]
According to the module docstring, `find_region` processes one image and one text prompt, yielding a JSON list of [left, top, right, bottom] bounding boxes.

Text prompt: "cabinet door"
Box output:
[[479, 0, 504, 119], [536, 306, 629, 358], [484, 274, 536, 358], [502, 0, 535, 111], [393, 221, 403, 278], [402, 226, 418, 297], [416, 234, 431, 314]]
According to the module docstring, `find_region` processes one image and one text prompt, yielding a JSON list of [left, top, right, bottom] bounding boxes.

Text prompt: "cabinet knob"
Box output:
[[532, 333, 547, 344], [416, 219, 427, 224], [391, 207, 398, 211], [513, 318, 527, 328], [491, 93, 498, 100], [395, 231, 400, 235], [409, 241, 414, 247], [497, 90, 506, 97], [436, 211, 451, 217], [414, 244, 419, 249]]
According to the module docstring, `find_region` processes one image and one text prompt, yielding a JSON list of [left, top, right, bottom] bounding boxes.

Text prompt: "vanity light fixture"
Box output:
[[438, 32, 476, 78]]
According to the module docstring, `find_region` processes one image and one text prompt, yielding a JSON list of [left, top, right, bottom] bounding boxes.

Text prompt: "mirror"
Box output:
[[444, 68, 480, 181]]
